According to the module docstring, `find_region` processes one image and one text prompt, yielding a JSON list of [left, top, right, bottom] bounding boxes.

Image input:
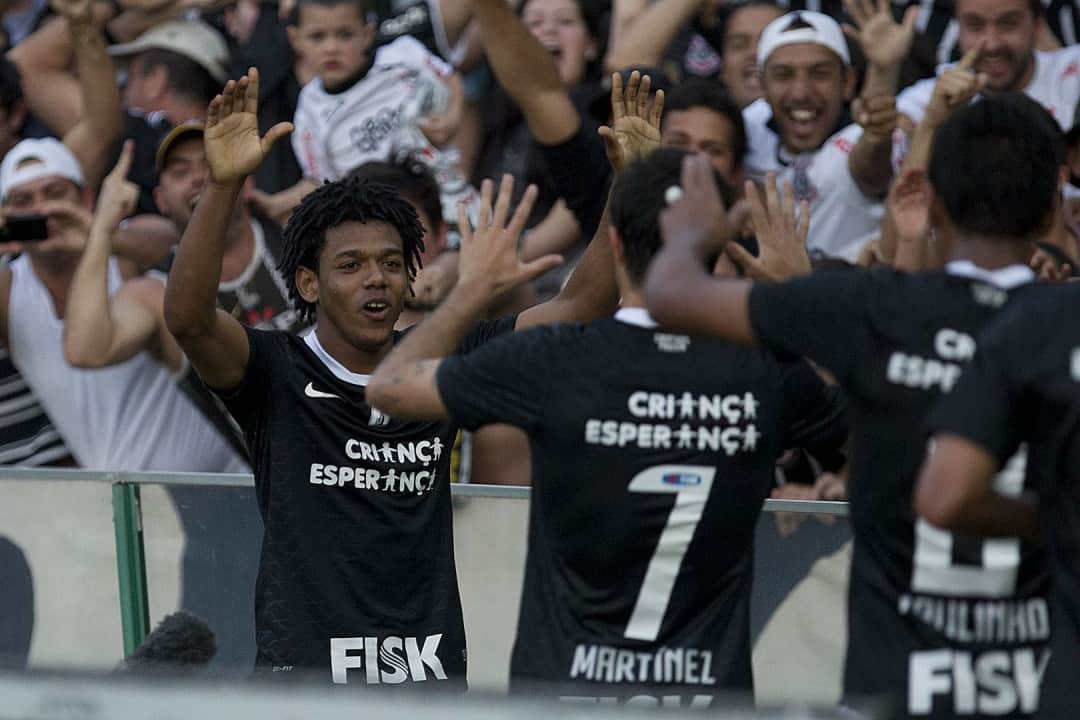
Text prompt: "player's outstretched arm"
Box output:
[[645, 153, 757, 344], [163, 68, 293, 391], [472, 0, 578, 145], [517, 71, 665, 330], [915, 434, 1040, 541], [367, 175, 561, 419]]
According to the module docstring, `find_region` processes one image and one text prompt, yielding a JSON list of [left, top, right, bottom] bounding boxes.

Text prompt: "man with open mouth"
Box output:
[[742, 9, 899, 263], [161, 66, 621, 686]]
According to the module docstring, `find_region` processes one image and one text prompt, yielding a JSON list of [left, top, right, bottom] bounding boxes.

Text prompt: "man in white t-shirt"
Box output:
[[742, 11, 889, 262], [0, 138, 248, 473], [897, 0, 1080, 132]]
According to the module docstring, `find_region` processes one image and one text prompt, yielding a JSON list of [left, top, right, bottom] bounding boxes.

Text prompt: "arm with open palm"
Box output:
[[598, 70, 665, 174], [163, 68, 293, 391], [367, 174, 562, 418]]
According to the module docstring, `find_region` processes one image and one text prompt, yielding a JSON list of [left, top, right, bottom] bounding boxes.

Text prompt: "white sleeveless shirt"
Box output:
[[7, 255, 249, 473]]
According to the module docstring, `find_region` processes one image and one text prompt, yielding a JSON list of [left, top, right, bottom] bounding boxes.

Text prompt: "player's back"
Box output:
[[475, 310, 844, 705], [747, 264, 1051, 717], [930, 282, 1080, 719]]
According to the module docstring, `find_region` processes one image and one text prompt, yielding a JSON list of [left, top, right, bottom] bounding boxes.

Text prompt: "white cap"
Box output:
[[108, 19, 229, 84], [757, 11, 851, 69], [0, 138, 84, 201]]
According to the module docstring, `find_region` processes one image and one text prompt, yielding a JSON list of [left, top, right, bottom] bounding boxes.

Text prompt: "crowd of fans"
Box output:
[[2, 0, 1080, 710], [0, 0, 1073, 481], [0, 0, 1074, 483]]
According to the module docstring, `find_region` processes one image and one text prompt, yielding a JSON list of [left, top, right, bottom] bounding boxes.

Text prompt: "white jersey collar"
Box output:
[[304, 327, 371, 386], [614, 307, 659, 328], [944, 261, 1035, 290]]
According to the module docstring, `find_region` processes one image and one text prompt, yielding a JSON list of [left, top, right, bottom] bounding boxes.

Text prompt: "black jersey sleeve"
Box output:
[[928, 303, 1037, 465], [777, 359, 849, 457], [213, 327, 289, 429], [437, 324, 570, 432], [747, 269, 872, 383], [536, 121, 611, 241]]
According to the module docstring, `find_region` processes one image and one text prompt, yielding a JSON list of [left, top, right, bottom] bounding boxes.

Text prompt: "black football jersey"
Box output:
[[217, 317, 514, 686], [747, 264, 1051, 718], [929, 282, 1080, 719], [435, 309, 846, 705]]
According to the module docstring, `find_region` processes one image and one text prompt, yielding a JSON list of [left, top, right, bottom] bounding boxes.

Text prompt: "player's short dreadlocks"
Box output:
[[278, 176, 426, 322]]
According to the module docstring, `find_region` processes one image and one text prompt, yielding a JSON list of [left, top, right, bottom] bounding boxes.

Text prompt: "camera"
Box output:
[[0, 214, 49, 243]]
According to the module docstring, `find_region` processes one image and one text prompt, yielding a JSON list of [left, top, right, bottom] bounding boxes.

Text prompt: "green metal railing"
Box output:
[[0, 467, 848, 654]]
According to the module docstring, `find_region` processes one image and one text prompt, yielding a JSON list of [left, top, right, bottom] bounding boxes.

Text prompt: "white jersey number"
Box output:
[[623, 465, 715, 642], [912, 446, 1027, 597]]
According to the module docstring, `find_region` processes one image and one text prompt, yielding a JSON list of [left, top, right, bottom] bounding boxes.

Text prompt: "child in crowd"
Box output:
[[282, 0, 477, 242]]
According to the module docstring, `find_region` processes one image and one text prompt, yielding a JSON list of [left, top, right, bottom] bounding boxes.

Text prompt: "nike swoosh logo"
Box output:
[[304, 382, 340, 400]]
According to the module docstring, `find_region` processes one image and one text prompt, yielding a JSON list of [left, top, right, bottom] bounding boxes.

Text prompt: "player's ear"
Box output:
[[296, 264, 320, 305], [608, 225, 626, 264]]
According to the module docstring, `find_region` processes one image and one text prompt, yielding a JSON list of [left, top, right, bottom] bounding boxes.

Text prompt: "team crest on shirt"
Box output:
[[369, 406, 391, 427], [791, 156, 818, 204]]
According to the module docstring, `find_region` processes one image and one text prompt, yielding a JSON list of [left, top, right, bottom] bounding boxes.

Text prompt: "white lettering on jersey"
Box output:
[[309, 463, 436, 494], [307, 436, 447, 494], [587, 391, 761, 455], [897, 596, 1050, 645], [330, 634, 447, 684], [561, 694, 715, 707], [908, 647, 1049, 715], [886, 328, 977, 392], [934, 329, 976, 361], [569, 643, 718, 686], [343, 438, 443, 464], [654, 333, 690, 353]]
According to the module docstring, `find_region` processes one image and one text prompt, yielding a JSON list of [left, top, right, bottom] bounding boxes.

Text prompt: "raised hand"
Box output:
[[92, 140, 139, 234], [599, 70, 665, 173], [853, 94, 899, 143], [888, 167, 932, 244], [204, 68, 293, 186], [842, 0, 918, 71], [456, 174, 563, 298], [925, 46, 987, 127], [49, 0, 91, 23], [726, 173, 811, 282], [659, 153, 748, 255]]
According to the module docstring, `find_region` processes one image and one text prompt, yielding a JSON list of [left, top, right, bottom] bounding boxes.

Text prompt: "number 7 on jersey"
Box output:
[[624, 465, 716, 642]]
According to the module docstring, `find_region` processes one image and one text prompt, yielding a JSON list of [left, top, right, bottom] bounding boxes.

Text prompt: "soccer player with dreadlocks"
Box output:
[[162, 67, 632, 686]]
